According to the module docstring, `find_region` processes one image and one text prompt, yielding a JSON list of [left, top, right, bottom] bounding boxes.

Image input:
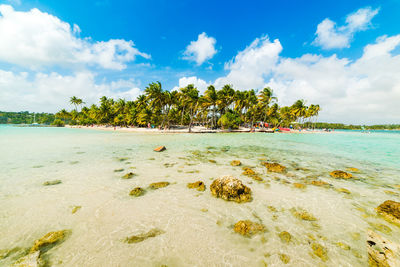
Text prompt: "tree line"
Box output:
[[56, 82, 321, 131], [0, 111, 55, 124]]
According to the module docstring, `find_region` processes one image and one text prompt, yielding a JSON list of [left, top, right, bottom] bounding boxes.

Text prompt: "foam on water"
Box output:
[[0, 126, 400, 266]]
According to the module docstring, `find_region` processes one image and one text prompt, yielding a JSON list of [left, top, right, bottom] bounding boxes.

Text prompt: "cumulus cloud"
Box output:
[[0, 70, 143, 112], [183, 32, 217, 65], [214, 36, 282, 89], [172, 76, 210, 94], [0, 5, 149, 70], [175, 33, 400, 124], [313, 7, 379, 49]]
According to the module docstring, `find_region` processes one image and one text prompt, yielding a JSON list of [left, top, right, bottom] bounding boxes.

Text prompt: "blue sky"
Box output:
[[1, 0, 400, 124]]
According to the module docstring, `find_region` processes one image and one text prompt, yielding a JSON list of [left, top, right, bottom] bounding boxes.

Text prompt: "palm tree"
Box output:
[[180, 84, 199, 133], [203, 85, 218, 128], [217, 84, 235, 115], [258, 87, 276, 127]]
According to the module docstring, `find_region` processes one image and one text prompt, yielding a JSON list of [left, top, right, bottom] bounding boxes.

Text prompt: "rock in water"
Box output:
[[230, 160, 241, 166], [122, 172, 135, 179], [329, 170, 352, 179], [129, 187, 145, 197], [233, 220, 264, 236], [367, 230, 400, 267], [187, 181, 206, 191], [262, 162, 286, 173], [377, 200, 400, 226], [30, 230, 68, 253], [124, 228, 165, 243], [154, 146, 166, 152], [149, 182, 170, 190], [13, 251, 43, 267], [43, 180, 62, 186], [210, 176, 252, 203]]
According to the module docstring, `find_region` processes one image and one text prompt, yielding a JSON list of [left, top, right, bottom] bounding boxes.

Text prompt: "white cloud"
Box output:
[[214, 36, 282, 89], [183, 32, 217, 65], [172, 76, 209, 94], [313, 7, 379, 49], [0, 5, 149, 70], [0, 70, 143, 112]]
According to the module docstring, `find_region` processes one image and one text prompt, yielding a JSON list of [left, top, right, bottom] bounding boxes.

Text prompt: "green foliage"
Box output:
[[218, 111, 242, 129], [0, 111, 55, 124], [51, 119, 65, 127]]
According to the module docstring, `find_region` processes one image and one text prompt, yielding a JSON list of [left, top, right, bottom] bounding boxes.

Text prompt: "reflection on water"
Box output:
[[0, 127, 400, 266]]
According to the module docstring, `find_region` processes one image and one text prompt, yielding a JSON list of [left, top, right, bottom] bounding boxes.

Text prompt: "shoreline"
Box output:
[[65, 125, 330, 134]]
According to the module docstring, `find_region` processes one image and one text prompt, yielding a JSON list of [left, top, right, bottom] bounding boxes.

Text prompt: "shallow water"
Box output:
[[1, 126, 400, 266]]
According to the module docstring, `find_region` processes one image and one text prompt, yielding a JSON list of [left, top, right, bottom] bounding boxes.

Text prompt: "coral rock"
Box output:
[[242, 167, 256, 176], [210, 176, 252, 203], [233, 220, 264, 236], [13, 251, 43, 267], [279, 231, 292, 244], [30, 230, 68, 253], [311, 243, 328, 262], [149, 182, 170, 190], [346, 167, 360, 172], [279, 253, 290, 264], [377, 200, 400, 226], [293, 183, 306, 189], [262, 162, 286, 173], [367, 230, 400, 267], [153, 146, 166, 152], [329, 170, 352, 179], [291, 208, 317, 221], [231, 160, 242, 166], [129, 187, 145, 197], [187, 181, 206, 191]]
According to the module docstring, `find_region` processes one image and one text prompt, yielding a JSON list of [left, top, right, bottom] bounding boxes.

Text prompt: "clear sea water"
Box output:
[[0, 125, 399, 266]]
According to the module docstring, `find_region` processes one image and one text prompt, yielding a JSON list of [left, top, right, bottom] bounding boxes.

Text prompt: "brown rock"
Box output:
[[367, 230, 400, 267], [149, 182, 170, 189], [242, 167, 256, 176], [377, 200, 400, 226], [293, 183, 306, 189], [279, 231, 292, 243], [346, 167, 360, 173], [124, 228, 165, 243], [154, 146, 166, 152], [187, 181, 206, 191], [329, 170, 352, 179], [210, 176, 252, 203], [233, 220, 264, 236], [262, 162, 286, 173], [311, 243, 328, 262], [310, 180, 330, 187]]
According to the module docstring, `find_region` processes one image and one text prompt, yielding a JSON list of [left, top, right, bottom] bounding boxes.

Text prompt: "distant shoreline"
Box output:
[[65, 125, 329, 134]]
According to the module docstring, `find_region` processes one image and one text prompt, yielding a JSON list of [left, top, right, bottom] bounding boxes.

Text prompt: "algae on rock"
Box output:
[[233, 220, 265, 237], [149, 182, 170, 190], [43, 180, 62, 186], [330, 170, 352, 179], [124, 228, 165, 243], [187, 181, 206, 191], [30, 230, 69, 253], [129, 187, 145, 197], [122, 172, 135, 179], [210, 176, 252, 203], [376, 200, 400, 226], [262, 162, 286, 173]]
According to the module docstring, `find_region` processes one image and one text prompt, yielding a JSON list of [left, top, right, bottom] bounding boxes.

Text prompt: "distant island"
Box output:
[[1, 82, 399, 131]]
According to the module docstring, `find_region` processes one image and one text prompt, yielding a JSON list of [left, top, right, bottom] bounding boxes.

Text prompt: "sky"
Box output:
[[0, 0, 399, 124]]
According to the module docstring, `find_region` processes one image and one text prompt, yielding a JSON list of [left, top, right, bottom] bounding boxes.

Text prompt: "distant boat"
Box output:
[[31, 113, 39, 126]]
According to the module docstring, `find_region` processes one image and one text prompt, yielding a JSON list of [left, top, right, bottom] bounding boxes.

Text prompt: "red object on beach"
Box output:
[[279, 127, 291, 131], [154, 146, 166, 152]]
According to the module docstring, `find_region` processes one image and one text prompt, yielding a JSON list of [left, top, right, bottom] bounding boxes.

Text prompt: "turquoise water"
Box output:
[[0, 125, 400, 266]]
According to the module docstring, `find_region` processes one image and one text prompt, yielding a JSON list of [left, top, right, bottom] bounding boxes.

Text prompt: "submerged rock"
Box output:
[[367, 229, 400, 267], [210, 176, 252, 203], [230, 160, 241, 166], [43, 180, 62, 186], [311, 243, 328, 262], [293, 183, 306, 189], [30, 230, 68, 253], [124, 228, 165, 243], [233, 220, 265, 236], [209, 159, 217, 163], [149, 182, 170, 190], [114, 168, 124, 172], [279, 231, 292, 244], [242, 167, 256, 176], [154, 146, 166, 152], [187, 181, 206, 191], [279, 253, 290, 264], [71, 206, 81, 214], [336, 188, 351, 194], [262, 162, 286, 173], [129, 187, 145, 197], [13, 250, 43, 267], [376, 200, 400, 226], [122, 172, 135, 179], [329, 170, 352, 179], [291, 208, 317, 221], [310, 180, 331, 187]]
